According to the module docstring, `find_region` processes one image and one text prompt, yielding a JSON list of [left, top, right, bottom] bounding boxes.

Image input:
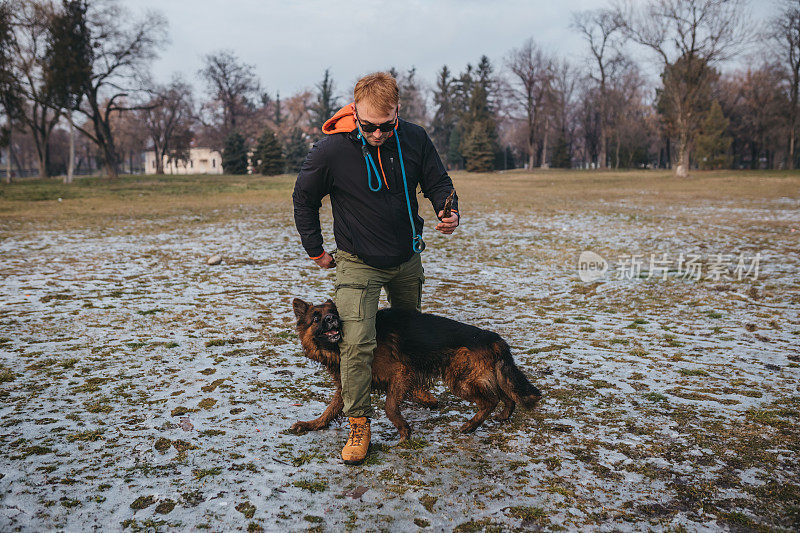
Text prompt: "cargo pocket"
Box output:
[[416, 276, 425, 311], [334, 283, 368, 321]]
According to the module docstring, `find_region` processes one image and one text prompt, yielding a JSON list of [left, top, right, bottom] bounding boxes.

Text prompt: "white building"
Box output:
[[143, 147, 222, 175]]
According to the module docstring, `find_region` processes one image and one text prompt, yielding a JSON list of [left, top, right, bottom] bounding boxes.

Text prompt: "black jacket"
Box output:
[[292, 119, 458, 269]]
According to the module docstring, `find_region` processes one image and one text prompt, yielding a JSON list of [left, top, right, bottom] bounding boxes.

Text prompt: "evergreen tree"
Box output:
[[447, 126, 464, 170], [431, 65, 455, 167], [695, 100, 731, 169], [273, 91, 283, 127], [471, 56, 502, 168], [462, 63, 499, 172], [284, 127, 309, 173], [309, 68, 339, 133], [44, 0, 92, 112], [462, 121, 494, 172], [475, 55, 498, 111], [222, 132, 248, 175], [252, 126, 284, 175], [0, 2, 22, 157], [551, 134, 572, 168], [260, 91, 271, 107], [447, 65, 474, 170]]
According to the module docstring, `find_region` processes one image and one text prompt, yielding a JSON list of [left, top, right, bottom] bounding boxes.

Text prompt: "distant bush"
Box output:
[[222, 132, 249, 175], [252, 127, 285, 175]]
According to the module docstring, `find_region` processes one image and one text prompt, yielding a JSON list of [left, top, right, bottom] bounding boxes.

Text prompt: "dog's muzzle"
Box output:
[[319, 313, 341, 343]]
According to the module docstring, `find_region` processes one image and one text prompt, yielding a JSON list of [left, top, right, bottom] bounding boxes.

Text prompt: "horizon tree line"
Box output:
[[1, 0, 797, 181]]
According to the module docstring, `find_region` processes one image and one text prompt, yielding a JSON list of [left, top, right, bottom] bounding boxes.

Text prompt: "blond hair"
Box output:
[[353, 72, 399, 114]]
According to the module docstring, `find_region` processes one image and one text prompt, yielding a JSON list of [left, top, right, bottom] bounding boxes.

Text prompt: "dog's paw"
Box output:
[[289, 422, 310, 434], [459, 422, 478, 433]]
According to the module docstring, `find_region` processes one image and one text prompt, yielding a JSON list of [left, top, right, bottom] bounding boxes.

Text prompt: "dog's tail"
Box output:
[[492, 340, 542, 408]]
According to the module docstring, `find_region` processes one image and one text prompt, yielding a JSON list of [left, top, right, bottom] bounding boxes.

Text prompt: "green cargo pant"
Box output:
[[333, 250, 424, 418]]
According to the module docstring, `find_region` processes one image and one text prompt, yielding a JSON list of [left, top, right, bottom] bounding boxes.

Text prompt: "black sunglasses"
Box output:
[[355, 107, 398, 133]]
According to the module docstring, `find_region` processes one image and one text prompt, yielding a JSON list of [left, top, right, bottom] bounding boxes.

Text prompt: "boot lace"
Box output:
[[348, 422, 366, 446]]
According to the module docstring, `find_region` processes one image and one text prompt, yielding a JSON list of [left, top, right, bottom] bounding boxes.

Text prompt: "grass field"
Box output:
[[1, 170, 798, 532]]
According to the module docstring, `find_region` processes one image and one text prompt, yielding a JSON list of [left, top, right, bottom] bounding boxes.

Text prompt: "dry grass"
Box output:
[[1, 168, 798, 532], [2, 169, 797, 228]]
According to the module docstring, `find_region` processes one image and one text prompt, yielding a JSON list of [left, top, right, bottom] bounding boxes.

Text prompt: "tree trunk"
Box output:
[[37, 145, 48, 179], [82, 91, 120, 179], [789, 128, 796, 170], [5, 126, 11, 184], [540, 116, 549, 169], [527, 118, 535, 170], [674, 123, 690, 178], [527, 140, 534, 170], [66, 119, 75, 184], [665, 137, 672, 169], [599, 127, 607, 169], [675, 143, 690, 178], [155, 144, 165, 174], [103, 151, 118, 178], [98, 121, 119, 179]]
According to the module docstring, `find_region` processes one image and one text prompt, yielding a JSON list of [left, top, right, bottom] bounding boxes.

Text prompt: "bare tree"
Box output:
[[198, 49, 260, 143], [140, 76, 193, 174], [617, 0, 750, 177], [607, 66, 653, 168], [739, 66, 787, 168], [548, 58, 579, 167], [571, 8, 625, 169], [396, 67, 428, 127], [70, 0, 168, 178], [504, 38, 553, 170], [772, 0, 800, 169], [7, 0, 62, 178], [0, 0, 23, 183]]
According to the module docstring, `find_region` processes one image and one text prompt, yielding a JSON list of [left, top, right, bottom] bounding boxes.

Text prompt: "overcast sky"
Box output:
[[131, 0, 774, 100]]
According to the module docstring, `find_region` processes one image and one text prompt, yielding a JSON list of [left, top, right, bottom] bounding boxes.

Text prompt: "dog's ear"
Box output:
[[292, 298, 309, 320]]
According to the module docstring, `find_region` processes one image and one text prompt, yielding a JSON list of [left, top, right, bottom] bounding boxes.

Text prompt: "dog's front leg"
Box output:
[[385, 382, 412, 442], [290, 389, 343, 434]]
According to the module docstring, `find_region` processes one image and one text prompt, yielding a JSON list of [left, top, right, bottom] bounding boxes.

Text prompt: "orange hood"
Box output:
[[322, 102, 357, 134]]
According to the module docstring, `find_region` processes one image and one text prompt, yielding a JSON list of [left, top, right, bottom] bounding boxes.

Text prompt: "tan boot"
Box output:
[[341, 417, 371, 465]]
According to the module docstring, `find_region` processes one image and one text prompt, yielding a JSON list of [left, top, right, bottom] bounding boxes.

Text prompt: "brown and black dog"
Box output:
[[290, 298, 541, 441]]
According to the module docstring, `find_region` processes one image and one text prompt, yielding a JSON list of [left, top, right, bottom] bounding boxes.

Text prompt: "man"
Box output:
[[293, 72, 459, 465]]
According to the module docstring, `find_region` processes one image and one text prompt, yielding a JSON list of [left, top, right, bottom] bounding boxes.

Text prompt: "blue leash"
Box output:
[[361, 142, 383, 192], [359, 130, 426, 253]]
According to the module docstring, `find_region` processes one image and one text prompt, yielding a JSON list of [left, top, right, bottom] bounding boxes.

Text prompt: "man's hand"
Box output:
[[435, 211, 459, 234], [313, 251, 336, 269]]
